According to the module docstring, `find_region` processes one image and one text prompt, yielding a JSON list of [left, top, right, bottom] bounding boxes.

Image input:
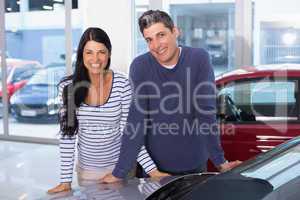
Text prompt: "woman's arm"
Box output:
[[48, 80, 76, 194]]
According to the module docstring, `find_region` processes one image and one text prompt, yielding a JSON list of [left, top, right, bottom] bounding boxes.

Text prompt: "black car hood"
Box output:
[[183, 173, 273, 200]]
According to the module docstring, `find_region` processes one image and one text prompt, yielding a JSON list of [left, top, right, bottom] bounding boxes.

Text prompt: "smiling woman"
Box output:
[[47, 27, 158, 194]]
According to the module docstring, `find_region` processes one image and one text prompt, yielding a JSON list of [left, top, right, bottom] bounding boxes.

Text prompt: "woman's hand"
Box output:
[[47, 183, 71, 194]]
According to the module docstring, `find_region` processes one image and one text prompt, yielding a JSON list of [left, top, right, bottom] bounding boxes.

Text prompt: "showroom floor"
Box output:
[[0, 141, 78, 200]]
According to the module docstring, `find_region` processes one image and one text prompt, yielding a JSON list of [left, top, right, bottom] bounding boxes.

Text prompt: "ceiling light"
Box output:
[[282, 31, 297, 45]]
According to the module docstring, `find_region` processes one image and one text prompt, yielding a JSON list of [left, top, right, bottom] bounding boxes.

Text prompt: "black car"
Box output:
[[147, 136, 300, 200], [10, 66, 65, 123]]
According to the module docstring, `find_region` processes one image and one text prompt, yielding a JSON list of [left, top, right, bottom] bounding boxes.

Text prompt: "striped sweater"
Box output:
[[58, 71, 156, 183]]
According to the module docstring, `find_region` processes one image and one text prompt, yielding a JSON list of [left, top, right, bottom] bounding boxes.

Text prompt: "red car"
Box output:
[[0, 58, 43, 99], [216, 64, 300, 162]]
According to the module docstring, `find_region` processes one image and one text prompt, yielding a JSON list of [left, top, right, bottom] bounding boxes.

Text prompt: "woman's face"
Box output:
[[83, 40, 110, 75]]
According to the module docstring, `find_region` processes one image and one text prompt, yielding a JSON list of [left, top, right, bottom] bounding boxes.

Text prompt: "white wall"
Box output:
[[81, 0, 134, 73]]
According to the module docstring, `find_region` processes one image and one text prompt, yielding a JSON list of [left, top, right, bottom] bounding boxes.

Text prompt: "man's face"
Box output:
[[143, 22, 179, 66]]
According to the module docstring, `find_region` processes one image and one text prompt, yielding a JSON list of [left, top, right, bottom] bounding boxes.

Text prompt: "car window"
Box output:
[[240, 144, 300, 189], [11, 64, 41, 83], [251, 81, 295, 104], [218, 79, 298, 122]]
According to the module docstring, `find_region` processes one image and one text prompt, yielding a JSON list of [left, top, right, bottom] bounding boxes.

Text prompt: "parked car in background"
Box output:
[[10, 66, 65, 123], [0, 58, 43, 117], [216, 64, 300, 163], [0, 58, 42, 98]]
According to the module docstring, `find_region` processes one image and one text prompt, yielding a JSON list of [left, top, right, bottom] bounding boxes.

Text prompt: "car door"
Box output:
[[217, 77, 300, 161]]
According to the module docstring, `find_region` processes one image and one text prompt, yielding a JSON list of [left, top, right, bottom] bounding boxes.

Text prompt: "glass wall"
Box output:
[[168, 2, 235, 75], [253, 0, 300, 65], [1, 0, 81, 140], [135, 0, 149, 56], [5, 0, 78, 12]]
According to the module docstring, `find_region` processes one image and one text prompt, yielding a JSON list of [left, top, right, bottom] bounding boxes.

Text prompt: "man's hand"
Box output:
[[100, 173, 122, 184], [149, 169, 170, 178], [217, 160, 242, 173], [47, 182, 71, 194]]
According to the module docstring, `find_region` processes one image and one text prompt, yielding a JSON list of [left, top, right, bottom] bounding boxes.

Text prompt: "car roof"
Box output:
[[216, 64, 300, 85], [1, 58, 41, 69]]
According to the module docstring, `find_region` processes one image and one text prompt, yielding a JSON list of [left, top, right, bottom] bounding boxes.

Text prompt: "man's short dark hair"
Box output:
[[138, 10, 174, 35]]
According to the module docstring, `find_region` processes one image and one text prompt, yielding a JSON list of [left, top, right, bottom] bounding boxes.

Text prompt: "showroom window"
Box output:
[[135, 0, 149, 56], [168, 3, 235, 75], [1, 0, 81, 142], [253, 0, 300, 65], [259, 22, 300, 64], [5, 0, 78, 12], [29, 0, 78, 11], [5, 0, 19, 12]]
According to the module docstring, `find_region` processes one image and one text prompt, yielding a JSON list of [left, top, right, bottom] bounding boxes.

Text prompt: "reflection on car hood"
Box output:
[[41, 177, 178, 200]]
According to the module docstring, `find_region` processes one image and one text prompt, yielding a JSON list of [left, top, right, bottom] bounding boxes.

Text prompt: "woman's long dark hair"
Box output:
[[59, 27, 112, 137]]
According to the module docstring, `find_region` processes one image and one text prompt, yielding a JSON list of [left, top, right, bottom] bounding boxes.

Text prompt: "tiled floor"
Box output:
[[0, 141, 78, 200]]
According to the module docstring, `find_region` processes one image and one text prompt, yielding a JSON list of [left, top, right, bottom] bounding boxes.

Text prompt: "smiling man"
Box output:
[[101, 10, 240, 183]]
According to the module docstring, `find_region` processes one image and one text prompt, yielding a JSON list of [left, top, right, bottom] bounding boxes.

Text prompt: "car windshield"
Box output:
[[27, 67, 65, 86], [240, 143, 300, 189]]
